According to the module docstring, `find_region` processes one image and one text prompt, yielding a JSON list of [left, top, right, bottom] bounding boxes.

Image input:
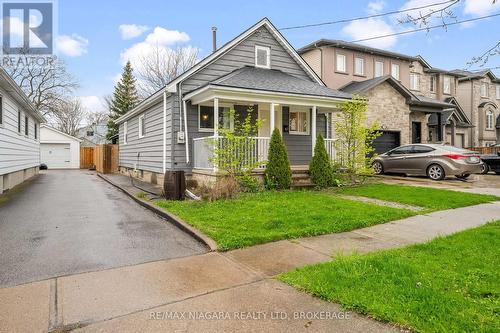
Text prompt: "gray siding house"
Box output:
[[115, 18, 351, 185], [0, 68, 45, 194]]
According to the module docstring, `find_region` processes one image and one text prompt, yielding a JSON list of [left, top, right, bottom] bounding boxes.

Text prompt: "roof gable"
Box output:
[[40, 124, 82, 142]]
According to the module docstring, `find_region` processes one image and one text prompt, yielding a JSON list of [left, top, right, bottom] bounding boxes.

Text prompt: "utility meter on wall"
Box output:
[[177, 131, 185, 144]]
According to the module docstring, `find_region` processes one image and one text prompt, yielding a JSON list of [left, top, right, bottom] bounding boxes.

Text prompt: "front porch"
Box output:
[[183, 68, 350, 174]]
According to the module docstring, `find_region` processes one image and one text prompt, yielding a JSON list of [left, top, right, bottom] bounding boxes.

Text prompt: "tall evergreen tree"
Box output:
[[107, 61, 139, 139]]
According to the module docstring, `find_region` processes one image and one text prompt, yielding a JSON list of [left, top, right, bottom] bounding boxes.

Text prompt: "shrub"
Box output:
[[265, 128, 292, 190], [236, 174, 262, 193], [199, 177, 240, 201], [309, 134, 335, 188]]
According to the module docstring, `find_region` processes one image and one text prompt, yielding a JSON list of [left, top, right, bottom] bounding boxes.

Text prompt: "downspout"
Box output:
[[470, 80, 474, 147], [163, 90, 167, 173], [183, 100, 190, 163]]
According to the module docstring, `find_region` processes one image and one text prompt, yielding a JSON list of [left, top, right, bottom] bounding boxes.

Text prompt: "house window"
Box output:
[[481, 82, 488, 97], [123, 121, 128, 144], [86, 130, 94, 136], [336, 54, 346, 73], [198, 105, 232, 132], [391, 64, 400, 80], [34, 123, 37, 140], [375, 61, 384, 77], [443, 76, 451, 94], [430, 75, 436, 92], [0, 96, 3, 125], [18, 110, 21, 133], [354, 57, 364, 75], [410, 73, 420, 91], [24, 115, 29, 136], [138, 114, 146, 138], [496, 85, 500, 99], [289, 109, 310, 135], [486, 110, 494, 130], [255, 45, 270, 69]]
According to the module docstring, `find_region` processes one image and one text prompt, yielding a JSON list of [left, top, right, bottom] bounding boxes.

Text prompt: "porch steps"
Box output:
[[291, 169, 314, 188]]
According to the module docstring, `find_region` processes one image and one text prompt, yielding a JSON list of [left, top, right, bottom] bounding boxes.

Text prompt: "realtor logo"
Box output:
[[2, 2, 53, 54]]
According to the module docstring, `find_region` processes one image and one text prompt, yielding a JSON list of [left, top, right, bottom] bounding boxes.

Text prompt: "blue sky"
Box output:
[[55, 0, 500, 113]]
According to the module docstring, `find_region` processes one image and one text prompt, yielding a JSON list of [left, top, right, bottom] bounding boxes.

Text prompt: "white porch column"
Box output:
[[311, 106, 317, 155], [213, 97, 219, 138], [270, 103, 275, 136], [213, 97, 219, 172]]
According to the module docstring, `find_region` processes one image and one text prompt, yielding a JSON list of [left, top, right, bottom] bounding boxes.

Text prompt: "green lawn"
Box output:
[[336, 183, 499, 211], [280, 221, 500, 333], [156, 191, 414, 250]]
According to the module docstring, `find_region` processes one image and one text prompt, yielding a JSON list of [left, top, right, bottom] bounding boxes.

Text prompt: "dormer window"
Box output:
[[255, 45, 270, 69]]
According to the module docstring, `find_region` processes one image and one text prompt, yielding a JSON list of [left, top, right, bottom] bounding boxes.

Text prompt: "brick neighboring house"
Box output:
[[452, 69, 500, 147], [298, 40, 473, 152]]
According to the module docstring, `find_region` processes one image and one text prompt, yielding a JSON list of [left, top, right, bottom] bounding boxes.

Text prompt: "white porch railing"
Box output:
[[193, 136, 270, 170], [324, 138, 343, 165]]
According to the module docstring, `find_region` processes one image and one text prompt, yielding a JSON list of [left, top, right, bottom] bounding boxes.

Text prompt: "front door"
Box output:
[[412, 122, 422, 143]]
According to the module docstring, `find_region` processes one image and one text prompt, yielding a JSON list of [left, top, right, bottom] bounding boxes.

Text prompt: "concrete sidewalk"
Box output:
[[1, 201, 498, 332]]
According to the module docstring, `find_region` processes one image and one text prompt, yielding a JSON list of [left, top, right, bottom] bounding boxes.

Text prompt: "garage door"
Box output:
[[41, 143, 71, 169], [373, 131, 401, 154]]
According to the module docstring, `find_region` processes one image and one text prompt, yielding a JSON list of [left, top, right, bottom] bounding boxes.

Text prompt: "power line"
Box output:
[[280, 0, 456, 30], [350, 13, 500, 43]]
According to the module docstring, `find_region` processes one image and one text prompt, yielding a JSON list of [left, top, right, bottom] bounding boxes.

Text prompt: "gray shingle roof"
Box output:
[[340, 76, 456, 109], [210, 66, 351, 99], [298, 39, 416, 61]]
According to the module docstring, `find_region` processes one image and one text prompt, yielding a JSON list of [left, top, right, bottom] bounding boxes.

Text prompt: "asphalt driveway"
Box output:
[[0, 170, 207, 288]]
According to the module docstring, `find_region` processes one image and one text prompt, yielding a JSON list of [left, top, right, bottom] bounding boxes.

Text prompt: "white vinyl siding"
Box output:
[[375, 61, 384, 77], [354, 57, 364, 75], [391, 64, 400, 80], [336, 54, 346, 73], [0, 88, 40, 176], [410, 73, 420, 91]]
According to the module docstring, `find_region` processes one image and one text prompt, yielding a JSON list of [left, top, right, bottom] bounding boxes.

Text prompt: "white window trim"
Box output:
[[0, 95, 3, 127], [123, 121, 128, 144], [374, 61, 384, 77], [391, 63, 400, 80], [496, 85, 500, 99], [198, 103, 234, 132], [486, 110, 494, 130], [254, 45, 271, 69], [24, 115, 29, 137], [138, 114, 145, 138], [354, 57, 364, 76], [430, 75, 436, 92], [443, 76, 451, 94], [480, 82, 488, 98], [289, 108, 310, 135], [410, 73, 420, 91], [336, 53, 347, 73]]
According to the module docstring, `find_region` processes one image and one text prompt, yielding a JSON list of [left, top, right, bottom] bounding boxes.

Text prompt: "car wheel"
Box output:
[[480, 164, 490, 174], [427, 164, 445, 181], [373, 161, 384, 175], [455, 174, 470, 180], [495, 171, 500, 175]]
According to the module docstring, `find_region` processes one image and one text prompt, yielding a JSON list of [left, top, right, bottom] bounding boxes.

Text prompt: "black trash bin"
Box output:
[[163, 170, 186, 200]]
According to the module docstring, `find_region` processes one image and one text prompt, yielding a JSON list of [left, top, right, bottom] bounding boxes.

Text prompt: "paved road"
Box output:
[[0, 170, 206, 288]]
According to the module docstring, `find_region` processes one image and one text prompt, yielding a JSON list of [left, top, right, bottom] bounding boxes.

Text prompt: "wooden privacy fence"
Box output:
[[80, 147, 95, 169], [94, 144, 119, 174]]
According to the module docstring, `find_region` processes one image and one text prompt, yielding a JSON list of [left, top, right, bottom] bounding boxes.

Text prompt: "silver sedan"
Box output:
[[373, 144, 483, 181]]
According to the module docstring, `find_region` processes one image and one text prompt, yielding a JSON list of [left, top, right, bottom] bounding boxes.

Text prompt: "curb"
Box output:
[[97, 173, 218, 252]]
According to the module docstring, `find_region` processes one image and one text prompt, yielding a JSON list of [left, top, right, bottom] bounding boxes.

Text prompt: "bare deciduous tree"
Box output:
[[4, 54, 79, 116], [397, 0, 499, 67], [52, 99, 85, 136], [135, 45, 199, 96]]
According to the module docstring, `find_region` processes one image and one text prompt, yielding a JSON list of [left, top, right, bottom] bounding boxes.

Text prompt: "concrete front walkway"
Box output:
[[1, 199, 498, 332]]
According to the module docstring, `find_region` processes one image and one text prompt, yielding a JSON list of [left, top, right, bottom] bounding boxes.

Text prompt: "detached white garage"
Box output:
[[40, 125, 81, 169]]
